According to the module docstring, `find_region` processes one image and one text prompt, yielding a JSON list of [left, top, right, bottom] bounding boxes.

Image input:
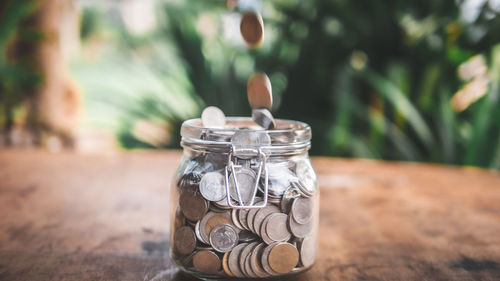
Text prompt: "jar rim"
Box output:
[[180, 117, 311, 155]]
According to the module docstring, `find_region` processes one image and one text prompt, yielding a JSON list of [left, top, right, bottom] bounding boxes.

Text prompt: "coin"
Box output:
[[247, 72, 272, 110], [239, 230, 258, 242], [209, 224, 239, 252], [288, 213, 312, 238], [174, 226, 196, 255], [200, 172, 226, 202], [239, 242, 259, 277], [253, 205, 280, 235], [228, 243, 248, 278], [268, 242, 299, 274], [195, 221, 206, 244], [174, 207, 186, 230], [260, 214, 276, 245], [231, 130, 271, 156], [231, 208, 244, 230], [252, 108, 276, 129], [193, 250, 221, 274], [291, 197, 313, 224], [201, 106, 226, 128], [295, 160, 317, 194], [244, 248, 258, 278], [265, 213, 291, 242], [179, 191, 208, 221], [249, 243, 269, 277], [222, 252, 234, 277], [261, 242, 280, 276], [240, 12, 264, 48], [229, 167, 257, 205], [205, 215, 233, 237], [281, 185, 300, 213], [199, 211, 231, 244], [299, 235, 316, 268]]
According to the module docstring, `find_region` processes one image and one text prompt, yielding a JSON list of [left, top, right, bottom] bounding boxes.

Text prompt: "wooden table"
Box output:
[[1, 150, 500, 280]]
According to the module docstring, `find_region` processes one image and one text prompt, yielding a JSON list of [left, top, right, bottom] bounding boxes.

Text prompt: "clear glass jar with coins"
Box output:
[[170, 117, 319, 279]]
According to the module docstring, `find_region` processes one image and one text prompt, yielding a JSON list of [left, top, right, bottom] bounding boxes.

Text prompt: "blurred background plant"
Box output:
[[1, 0, 500, 169]]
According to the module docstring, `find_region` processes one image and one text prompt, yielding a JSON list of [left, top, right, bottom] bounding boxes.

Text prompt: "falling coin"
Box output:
[[247, 73, 272, 109], [200, 172, 226, 202], [179, 191, 208, 221], [240, 11, 264, 48], [291, 197, 314, 224], [268, 242, 299, 274], [209, 224, 239, 253], [174, 226, 196, 255], [252, 108, 276, 129], [193, 250, 221, 274], [299, 235, 316, 268], [201, 106, 226, 128]]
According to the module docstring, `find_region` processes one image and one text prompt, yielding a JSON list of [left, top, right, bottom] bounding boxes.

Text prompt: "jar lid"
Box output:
[[180, 117, 311, 155]]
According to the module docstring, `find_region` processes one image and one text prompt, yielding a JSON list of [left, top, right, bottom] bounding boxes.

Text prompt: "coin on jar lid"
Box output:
[[291, 196, 314, 224], [193, 250, 221, 274], [252, 108, 276, 129], [268, 242, 299, 274], [240, 12, 264, 48], [174, 226, 196, 255], [288, 212, 313, 238], [228, 243, 248, 277], [200, 172, 226, 202], [265, 213, 291, 242], [247, 72, 272, 109], [299, 235, 316, 268], [179, 191, 208, 221], [209, 224, 239, 252], [201, 106, 226, 128]]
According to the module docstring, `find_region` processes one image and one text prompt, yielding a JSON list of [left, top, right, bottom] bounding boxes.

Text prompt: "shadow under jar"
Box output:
[[170, 117, 319, 280]]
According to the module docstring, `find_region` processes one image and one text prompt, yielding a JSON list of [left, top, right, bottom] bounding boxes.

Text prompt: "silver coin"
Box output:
[[291, 196, 314, 224], [209, 224, 239, 253], [239, 242, 259, 277], [229, 167, 257, 205], [299, 235, 316, 268], [244, 248, 258, 278], [253, 205, 280, 236], [259, 214, 275, 245], [227, 243, 248, 278], [239, 230, 259, 242], [281, 184, 301, 213], [261, 162, 296, 196], [288, 213, 313, 238], [260, 242, 280, 276], [265, 213, 291, 242], [252, 108, 276, 129], [295, 160, 317, 194], [231, 208, 244, 230], [293, 181, 315, 197], [200, 172, 226, 202], [199, 211, 231, 244], [201, 106, 225, 128], [249, 243, 270, 278], [231, 130, 271, 158], [195, 221, 205, 244]]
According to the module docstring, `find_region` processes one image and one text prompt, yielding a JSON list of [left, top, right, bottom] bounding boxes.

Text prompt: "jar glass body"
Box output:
[[169, 118, 319, 279]]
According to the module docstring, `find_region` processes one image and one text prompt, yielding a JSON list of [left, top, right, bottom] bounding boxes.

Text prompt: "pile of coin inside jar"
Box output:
[[170, 4, 318, 279]]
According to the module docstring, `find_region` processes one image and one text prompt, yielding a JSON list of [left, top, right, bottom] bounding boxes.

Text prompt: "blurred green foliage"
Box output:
[[0, 0, 41, 135], [72, 0, 500, 168]]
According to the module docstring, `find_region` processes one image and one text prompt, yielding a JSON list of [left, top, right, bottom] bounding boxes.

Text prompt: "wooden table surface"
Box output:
[[1, 150, 500, 281]]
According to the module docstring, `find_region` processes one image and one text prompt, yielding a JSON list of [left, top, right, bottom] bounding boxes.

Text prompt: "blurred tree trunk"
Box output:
[[25, 0, 81, 148]]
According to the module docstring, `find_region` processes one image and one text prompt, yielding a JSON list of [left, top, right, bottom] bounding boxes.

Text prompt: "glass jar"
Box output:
[[170, 117, 318, 279]]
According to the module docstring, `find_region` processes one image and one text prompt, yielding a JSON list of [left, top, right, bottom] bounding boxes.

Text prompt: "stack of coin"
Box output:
[[172, 148, 318, 277]]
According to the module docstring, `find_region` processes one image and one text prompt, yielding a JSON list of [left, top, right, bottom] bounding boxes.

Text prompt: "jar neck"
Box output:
[[181, 139, 310, 156]]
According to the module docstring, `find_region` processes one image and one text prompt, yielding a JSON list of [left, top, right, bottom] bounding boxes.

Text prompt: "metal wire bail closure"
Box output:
[[224, 147, 268, 209]]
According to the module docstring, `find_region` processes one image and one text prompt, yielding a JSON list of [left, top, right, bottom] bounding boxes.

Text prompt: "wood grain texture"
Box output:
[[0, 150, 499, 280]]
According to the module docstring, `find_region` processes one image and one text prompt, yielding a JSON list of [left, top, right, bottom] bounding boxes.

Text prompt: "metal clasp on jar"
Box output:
[[224, 146, 268, 209]]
